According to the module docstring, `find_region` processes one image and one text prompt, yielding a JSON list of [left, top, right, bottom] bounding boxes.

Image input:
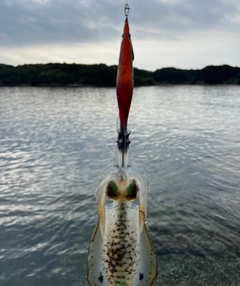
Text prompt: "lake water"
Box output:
[[0, 86, 240, 286]]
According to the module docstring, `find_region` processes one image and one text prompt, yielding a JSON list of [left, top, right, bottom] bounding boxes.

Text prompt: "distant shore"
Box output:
[[0, 63, 240, 87]]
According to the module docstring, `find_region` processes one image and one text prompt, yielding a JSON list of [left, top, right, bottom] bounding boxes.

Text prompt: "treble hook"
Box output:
[[125, 3, 130, 18]]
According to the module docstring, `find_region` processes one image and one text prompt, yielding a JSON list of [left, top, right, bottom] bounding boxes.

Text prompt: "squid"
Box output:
[[87, 4, 157, 286]]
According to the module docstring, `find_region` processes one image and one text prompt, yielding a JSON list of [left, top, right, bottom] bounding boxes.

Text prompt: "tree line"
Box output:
[[0, 63, 240, 86]]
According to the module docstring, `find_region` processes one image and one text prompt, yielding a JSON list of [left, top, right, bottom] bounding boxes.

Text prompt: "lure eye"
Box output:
[[126, 180, 137, 200], [107, 181, 118, 199]]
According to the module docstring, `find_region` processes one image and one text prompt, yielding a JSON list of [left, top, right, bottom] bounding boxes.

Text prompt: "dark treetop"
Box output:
[[0, 63, 240, 86]]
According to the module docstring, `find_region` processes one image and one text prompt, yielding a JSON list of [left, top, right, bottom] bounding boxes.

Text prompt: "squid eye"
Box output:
[[107, 181, 118, 198], [128, 33, 131, 39], [126, 180, 137, 199], [122, 33, 124, 38]]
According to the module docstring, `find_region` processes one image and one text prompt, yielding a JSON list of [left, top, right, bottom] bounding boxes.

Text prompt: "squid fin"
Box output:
[[136, 223, 158, 285], [87, 223, 107, 286]]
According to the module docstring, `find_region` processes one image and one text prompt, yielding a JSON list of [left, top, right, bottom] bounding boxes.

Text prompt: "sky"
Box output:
[[0, 0, 240, 71]]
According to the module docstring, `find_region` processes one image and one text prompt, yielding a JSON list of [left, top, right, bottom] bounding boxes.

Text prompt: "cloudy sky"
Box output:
[[0, 0, 240, 71]]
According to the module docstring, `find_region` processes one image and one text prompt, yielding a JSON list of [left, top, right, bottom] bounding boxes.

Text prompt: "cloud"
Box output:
[[1, 0, 238, 46], [0, 0, 239, 69], [0, 0, 120, 47]]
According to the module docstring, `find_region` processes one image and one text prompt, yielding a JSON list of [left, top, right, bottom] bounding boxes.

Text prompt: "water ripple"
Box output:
[[0, 86, 240, 285]]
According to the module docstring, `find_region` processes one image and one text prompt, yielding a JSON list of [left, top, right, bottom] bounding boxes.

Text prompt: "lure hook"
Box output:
[[125, 3, 130, 18]]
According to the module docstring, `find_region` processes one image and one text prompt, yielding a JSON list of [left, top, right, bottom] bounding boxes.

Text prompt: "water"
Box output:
[[0, 86, 239, 285]]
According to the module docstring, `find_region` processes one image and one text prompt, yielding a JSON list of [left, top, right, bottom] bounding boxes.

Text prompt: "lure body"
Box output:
[[116, 18, 134, 131], [87, 165, 157, 285]]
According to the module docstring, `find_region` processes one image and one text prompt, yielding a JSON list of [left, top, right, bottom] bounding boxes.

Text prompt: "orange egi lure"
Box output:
[[116, 11, 134, 133]]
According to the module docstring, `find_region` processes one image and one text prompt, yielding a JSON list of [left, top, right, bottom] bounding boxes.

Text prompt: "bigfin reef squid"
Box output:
[[87, 160, 158, 285]]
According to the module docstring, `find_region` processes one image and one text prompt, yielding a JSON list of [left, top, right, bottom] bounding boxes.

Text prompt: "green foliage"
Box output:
[[192, 65, 240, 84], [0, 63, 240, 86], [153, 67, 190, 84], [0, 63, 117, 86], [134, 67, 156, 86]]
